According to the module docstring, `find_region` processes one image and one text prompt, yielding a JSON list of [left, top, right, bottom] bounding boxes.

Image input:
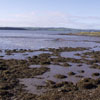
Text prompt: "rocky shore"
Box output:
[[0, 47, 100, 100]]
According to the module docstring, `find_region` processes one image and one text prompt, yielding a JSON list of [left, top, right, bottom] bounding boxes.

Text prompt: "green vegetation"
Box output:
[[77, 32, 100, 36]]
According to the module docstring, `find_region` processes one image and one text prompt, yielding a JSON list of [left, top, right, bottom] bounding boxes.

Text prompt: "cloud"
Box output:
[[0, 11, 100, 29]]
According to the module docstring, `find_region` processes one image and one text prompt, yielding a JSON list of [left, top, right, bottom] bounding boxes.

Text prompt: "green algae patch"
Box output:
[[77, 32, 100, 36]]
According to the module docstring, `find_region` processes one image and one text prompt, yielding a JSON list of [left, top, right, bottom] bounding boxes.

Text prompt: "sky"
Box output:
[[0, 0, 100, 29]]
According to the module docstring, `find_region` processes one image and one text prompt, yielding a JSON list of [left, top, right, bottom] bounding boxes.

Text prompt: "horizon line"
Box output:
[[0, 26, 99, 30]]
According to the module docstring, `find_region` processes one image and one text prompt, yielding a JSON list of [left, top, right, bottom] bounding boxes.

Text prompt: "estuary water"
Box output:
[[0, 30, 100, 50]]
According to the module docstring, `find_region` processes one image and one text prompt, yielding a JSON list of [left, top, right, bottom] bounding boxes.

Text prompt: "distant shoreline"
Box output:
[[0, 27, 27, 30], [0, 27, 99, 32], [59, 32, 100, 37]]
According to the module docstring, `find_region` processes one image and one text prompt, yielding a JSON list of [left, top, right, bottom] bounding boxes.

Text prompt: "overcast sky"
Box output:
[[0, 0, 100, 29]]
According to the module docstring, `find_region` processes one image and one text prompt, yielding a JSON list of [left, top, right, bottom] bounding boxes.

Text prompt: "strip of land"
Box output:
[[59, 32, 100, 37], [76, 32, 100, 36]]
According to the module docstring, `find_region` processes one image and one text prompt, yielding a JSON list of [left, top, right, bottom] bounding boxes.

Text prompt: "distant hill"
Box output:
[[26, 27, 100, 32], [0, 27, 99, 32], [0, 27, 27, 30]]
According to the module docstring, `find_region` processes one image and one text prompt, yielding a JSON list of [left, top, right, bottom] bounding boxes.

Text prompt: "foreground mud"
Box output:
[[0, 47, 100, 100]]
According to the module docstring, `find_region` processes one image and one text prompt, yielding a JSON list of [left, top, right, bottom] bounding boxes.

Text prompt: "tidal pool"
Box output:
[[20, 63, 100, 94]]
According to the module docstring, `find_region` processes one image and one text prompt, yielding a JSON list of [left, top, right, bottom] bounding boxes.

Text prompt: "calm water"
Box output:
[[0, 30, 100, 50]]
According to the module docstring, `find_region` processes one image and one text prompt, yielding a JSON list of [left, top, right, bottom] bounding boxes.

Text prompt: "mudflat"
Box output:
[[0, 30, 100, 100]]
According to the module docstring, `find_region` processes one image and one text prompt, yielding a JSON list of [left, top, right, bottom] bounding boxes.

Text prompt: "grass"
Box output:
[[77, 32, 100, 36]]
